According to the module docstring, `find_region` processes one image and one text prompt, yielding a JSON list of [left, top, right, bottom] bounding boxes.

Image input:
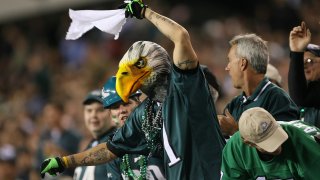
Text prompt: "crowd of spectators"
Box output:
[[0, 0, 319, 179]]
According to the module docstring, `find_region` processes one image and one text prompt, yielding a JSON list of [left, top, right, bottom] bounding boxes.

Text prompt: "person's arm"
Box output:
[[288, 21, 311, 105], [123, 0, 197, 70], [288, 51, 308, 105], [221, 134, 249, 180], [62, 143, 117, 167], [144, 8, 198, 70], [40, 143, 117, 178]]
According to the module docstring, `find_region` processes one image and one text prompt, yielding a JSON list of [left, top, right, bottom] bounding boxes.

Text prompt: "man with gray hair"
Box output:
[[218, 33, 299, 137], [221, 107, 320, 180]]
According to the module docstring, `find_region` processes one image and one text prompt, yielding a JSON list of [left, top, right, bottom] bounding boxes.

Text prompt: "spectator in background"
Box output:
[[73, 89, 121, 180], [37, 101, 81, 178], [266, 64, 282, 87], [218, 33, 299, 137], [221, 107, 320, 180], [0, 145, 16, 180], [288, 21, 320, 128]]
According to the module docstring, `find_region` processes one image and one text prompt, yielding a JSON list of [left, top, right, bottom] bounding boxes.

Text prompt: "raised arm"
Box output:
[[144, 8, 198, 70], [288, 21, 311, 105], [40, 143, 117, 178], [123, 0, 197, 70], [289, 21, 311, 52]]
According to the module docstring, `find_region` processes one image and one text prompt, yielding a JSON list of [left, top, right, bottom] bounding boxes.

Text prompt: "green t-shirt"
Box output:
[[108, 64, 226, 179], [221, 121, 320, 180], [226, 78, 299, 122], [74, 128, 122, 180]]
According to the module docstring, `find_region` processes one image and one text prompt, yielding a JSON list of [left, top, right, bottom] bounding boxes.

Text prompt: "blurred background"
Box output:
[[0, 0, 319, 179]]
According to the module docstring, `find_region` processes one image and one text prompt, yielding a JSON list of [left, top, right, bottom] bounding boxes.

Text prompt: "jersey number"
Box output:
[[162, 123, 181, 166]]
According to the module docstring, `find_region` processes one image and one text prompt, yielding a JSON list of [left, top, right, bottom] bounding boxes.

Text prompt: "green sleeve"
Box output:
[[221, 133, 249, 180], [283, 125, 320, 179], [107, 101, 149, 157]]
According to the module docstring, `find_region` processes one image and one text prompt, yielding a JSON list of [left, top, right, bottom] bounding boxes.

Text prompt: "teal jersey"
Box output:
[[226, 78, 299, 122], [162, 64, 225, 179], [221, 121, 320, 180], [108, 64, 225, 179], [111, 154, 165, 179], [107, 99, 156, 156], [74, 128, 122, 180], [107, 100, 165, 179]]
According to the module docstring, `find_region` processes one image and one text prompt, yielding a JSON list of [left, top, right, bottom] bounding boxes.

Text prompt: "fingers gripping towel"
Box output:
[[66, 9, 126, 40]]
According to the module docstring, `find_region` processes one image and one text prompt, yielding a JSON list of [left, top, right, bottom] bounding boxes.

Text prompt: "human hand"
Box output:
[[289, 21, 311, 52], [40, 157, 65, 178], [119, 0, 148, 19], [217, 109, 238, 136]]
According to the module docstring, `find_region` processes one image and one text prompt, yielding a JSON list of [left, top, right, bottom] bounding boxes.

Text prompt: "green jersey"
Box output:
[[221, 121, 320, 180], [226, 78, 299, 122], [107, 100, 165, 179], [110, 154, 165, 179], [74, 128, 122, 180], [108, 65, 226, 179]]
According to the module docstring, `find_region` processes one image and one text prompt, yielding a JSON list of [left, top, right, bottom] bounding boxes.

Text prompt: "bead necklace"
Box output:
[[141, 99, 163, 154], [121, 154, 147, 180], [120, 99, 163, 180]]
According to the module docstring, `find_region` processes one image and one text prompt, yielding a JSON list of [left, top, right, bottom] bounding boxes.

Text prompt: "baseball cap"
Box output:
[[266, 64, 282, 85], [101, 76, 142, 108], [83, 89, 103, 105], [306, 44, 320, 57], [239, 107, 288, 153]]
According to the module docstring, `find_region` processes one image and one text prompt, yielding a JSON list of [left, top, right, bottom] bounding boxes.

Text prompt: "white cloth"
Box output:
[[66, 9, 127, 40]]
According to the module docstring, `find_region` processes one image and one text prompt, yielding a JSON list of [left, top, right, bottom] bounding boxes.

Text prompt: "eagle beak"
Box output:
[[116, 63, 150, 103]]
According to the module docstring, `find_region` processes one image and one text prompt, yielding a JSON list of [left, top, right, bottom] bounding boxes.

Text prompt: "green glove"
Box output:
[[40, 157, 65, 178], [119, 0, 148, 19]]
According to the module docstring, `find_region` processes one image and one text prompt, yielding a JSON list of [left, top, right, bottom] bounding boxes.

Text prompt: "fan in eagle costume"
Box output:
[[40, 1, 225, 179]]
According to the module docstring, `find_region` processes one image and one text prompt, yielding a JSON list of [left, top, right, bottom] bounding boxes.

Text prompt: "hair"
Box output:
[[229, 33, 269, 74]]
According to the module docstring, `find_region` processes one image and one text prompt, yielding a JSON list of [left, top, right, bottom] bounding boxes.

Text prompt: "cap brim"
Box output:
[[256, 126, 288, 153]]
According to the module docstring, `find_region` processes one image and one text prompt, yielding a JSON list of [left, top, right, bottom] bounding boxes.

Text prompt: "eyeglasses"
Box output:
[[304, 58, 315, 65]]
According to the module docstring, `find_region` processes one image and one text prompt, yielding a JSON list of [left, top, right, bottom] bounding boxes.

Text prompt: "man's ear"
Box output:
[[240, 58, 248, 71]]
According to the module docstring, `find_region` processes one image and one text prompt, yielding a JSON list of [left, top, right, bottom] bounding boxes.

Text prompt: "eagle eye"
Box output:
[[134, 57, 146, 69]]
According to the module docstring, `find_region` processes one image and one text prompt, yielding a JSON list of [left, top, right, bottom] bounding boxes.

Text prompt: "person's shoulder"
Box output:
[[265, 83, 291, 98], [228, 95, 243, 105], [279, 120, 320, 135], [172, 62, 200, 75], [225, 132, 242, 147]]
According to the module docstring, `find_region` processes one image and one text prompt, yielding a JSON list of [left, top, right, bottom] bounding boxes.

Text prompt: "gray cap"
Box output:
[[306, 44, 320, 57], [83, 89, 103, 105]]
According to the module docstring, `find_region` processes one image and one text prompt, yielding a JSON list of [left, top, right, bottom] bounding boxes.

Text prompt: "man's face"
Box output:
[[304, 51, 320, 81], [110, 98, 140, 127], [226, 45, 243, 89], [84, 102, 113, 138]]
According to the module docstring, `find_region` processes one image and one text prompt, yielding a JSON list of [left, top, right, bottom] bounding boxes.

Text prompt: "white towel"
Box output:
[[66, 9, 127, 40]]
